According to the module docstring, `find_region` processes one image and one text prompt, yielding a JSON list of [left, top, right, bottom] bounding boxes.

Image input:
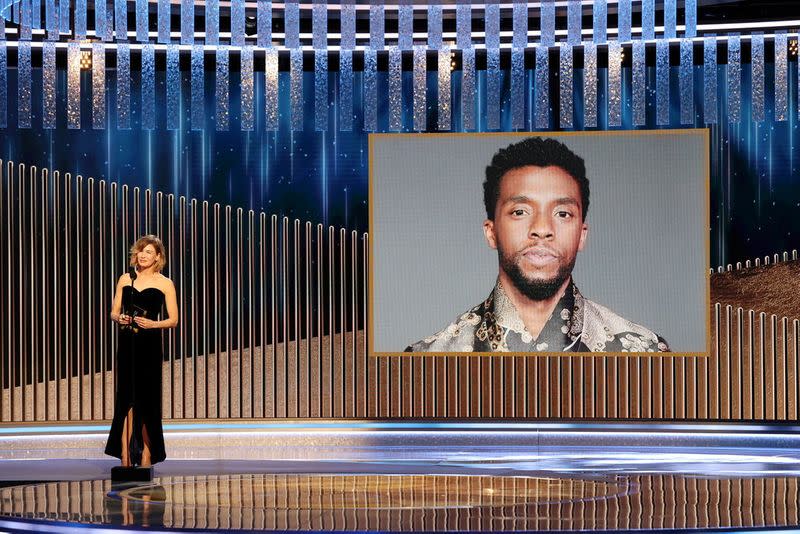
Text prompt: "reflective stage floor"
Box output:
[[1, 422, 800, 532]]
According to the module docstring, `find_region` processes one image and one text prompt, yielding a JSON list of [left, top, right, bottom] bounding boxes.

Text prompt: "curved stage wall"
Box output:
[[1, 159, 798, 423]]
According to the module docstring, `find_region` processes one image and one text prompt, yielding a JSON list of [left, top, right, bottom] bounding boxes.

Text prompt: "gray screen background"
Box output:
[[372, 131, 707, 353]]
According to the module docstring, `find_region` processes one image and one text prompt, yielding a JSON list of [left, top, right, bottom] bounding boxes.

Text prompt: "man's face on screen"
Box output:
[[483, 165, 588, 301]]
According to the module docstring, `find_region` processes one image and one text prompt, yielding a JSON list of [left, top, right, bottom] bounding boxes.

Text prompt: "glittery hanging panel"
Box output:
[[511, 47, 525, 129], [363, 49, 378, 131], [593, 0, 606, 44], [339, 50, 353, 132], [461, 47, 476, 131], [656, 39, 669, 125], [115, 0, 127, 40], [632, 40, 646, 126], [679, 38, 694, 124], [751, 32, 764, 122], [535, 46, 549, 129], [618, 0, 631, 42], [388, 47, 402, 131], [559, 43, 573, 128], [285, 1, 299, 49], [43, 41, 56, 129], [608, 40, 621, 127], [567, 0, 581, 46], [166, 44, 180, 130], [0, 44, 6, 128], [67, 41, 80, 129], [181, 0, 193, 44], [290, 49, 303, 131], [141, 44, 155, 130], [727, 34, 741, 122], [438, 46, 451, 131], [513, 0, 528, 49], [215, 46, 229, 131], [241, 46, 254, 131], [206, 0, 219, 44], [774, 32, 787, 122], [75, 0, 86, 38], [117, 43, 131, 129], [157, 0, 169, 43], [191, 44, 204, 130], [539, 1, 553, 47], [457, 2, 471, 50], [92, 42, 106, 129], [257, 0, 271, 48], [642, 0, 655, 41], [427, 4, 442, 49], [370, 0, 385, 50], [413, 45, 426, 132], [399, 2, 413, 50], [664, 0, 676, 39], [265, 48, 279, 131], [136, 0, 147, 41], [314, 51, 328, 131], [231, 0, 244, 46], [583, 42, 597, 128], [703, 36, 717, 124], [685, 0, 697, 38], [487, 47, 501, 130]]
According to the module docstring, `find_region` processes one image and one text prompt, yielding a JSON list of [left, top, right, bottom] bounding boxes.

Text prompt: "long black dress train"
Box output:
[[105, 285, 167, 465]]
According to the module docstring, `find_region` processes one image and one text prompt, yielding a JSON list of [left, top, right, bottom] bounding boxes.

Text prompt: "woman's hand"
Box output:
[[133, 316, 157, 329], [117, 313, 132, 325]]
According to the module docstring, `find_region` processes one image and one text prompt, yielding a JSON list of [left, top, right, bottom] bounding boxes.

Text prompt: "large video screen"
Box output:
[[370, 130, 709, 356]]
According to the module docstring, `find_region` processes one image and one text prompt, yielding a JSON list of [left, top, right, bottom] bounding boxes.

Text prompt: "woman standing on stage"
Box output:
[[105, 235, 179, 467]]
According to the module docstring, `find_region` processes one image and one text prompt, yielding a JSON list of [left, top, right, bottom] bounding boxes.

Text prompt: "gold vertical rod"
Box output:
[[133, 187, 140, 242], [328, 225, 334, 418], [214, 204, 221, 418], [5, 161, 13, 421], [225, 206, 232, 418], [780, 316, 788, 420], [237, 208, 243, 418], [736, 307, 744, 419], [0, 160, 5, 421], [41, 169, 51, 419], [203, 202, 210, 419], [362, 233, 368, 417], [316, 224, 323, 418], [179, 196, 187, 418], [18, 163, 26, 421], [768, 314, 777, 420], [746, 309, 755, 419], [339, 228, 346, 416], [144, 189, 151, 235], [121, 185, 129, 414], [190, 199, 198, 419], [166, 194, 175, 419], [98, 180, 106, 419], [305, 221, 312, 418], [270, 214, 277, 418], [282, 216, 289, 418], [76, 175, 83, 420], [248, 210, 255, 418], [29, 166, 38, 420], [758, 312, 766, 419], [259, 213, 267, 418], [53, 171, 62, 421], [87, 177, 95, 419], [351, 230, 357, 416], [110, 182, 117, 421], [725, 304, 732, 419], [293, 219, 300, 418]]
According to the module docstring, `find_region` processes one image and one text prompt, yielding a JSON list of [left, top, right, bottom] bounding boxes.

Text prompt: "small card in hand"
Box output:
[[122, 304, 148, 333]]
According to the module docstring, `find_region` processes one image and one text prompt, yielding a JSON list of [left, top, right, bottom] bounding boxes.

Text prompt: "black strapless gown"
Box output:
[[104, 286, 167, 465]]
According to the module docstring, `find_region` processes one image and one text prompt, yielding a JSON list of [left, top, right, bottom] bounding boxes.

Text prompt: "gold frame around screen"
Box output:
[[368, 129, 712, 358]]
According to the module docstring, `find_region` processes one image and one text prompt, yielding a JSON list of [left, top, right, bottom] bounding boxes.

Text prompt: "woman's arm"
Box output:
[[110, 274, 132, 324]]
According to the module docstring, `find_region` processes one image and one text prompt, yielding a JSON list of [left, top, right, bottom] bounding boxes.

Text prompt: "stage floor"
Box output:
[[1, 422, 800, 532]]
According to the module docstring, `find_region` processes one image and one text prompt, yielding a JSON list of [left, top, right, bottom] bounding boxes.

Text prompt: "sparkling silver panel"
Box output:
[[180, 0, 193, 44], [457, 3, 471, 50], [727, 34, 741, 122], [703, 36, 717, 124], [230, 0, 244, 46], [166, 44, 180, 130], [413, 46, 426, 132], [656, 39, 670, 126], [241, 46, 254, 131], [559, 43, 573, 128], [205, 0, 219, 45], [75, 0, 86, 38], [257, 0, 271, 48], [339, 50, 353, 131], [312, 2, 326, 50], [290, 49, 303, 131], [592, 0, 606, 44], [437, 46, 451, 131], [487, 47, 501, 130], [607, 40, 621, 127], [535, 46, 549, 129], [215, 47, 229, 131], [285, 1, 299, 49], [0, 44, 6, 128], [685, 0, 697, 37], [775, 32, 788, 122], [67, 41, 80, 129], [751, 32, 764, 122], [388, 47, 402, 131], [664, 0, 676, 39], [485, 3, 499, 49], [191, 44, 204, 130], [618, 0, 631, 42], [92, 42, 106, 130], [141, 44, 155, 130], [679, 38, 694, 125], [461, 48, 476, 131], [17, 41, 31, 128], [642, 0, 655, 40], [265, 48, 279, 130], [539, 0, 553, 47], [116, 44, 131, 129], [363, 49, 377, 132], [314, 51, 328, 132], [567, 0, 581, 46], [398, 3, 413, 50], [427, 4, 442, 49], [42, 41, 56, 129], [157, 0, 169, 43], [115, 0, 126, 40], [135, 0, 147, 41], [370, 1, 384, 50], [583, 42, 597, 128], [340, 2, 355, 50], [511, 47, 525, 129]]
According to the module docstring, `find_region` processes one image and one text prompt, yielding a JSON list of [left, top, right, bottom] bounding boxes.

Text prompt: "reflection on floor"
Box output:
[[2, 450, 800, 532]]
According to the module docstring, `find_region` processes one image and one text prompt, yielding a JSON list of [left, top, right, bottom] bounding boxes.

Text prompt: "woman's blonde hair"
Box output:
[[129, 235, 167, 272]]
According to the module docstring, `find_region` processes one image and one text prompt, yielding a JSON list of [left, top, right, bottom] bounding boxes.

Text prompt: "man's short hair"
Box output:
[[483, 137, 590, 221]]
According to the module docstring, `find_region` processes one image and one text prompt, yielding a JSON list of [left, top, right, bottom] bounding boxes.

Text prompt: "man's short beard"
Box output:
[[499, 248, 574, 301]]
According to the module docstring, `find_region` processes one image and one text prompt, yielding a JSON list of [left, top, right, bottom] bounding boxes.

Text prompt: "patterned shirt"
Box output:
[[406, 279, 670, 353]]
